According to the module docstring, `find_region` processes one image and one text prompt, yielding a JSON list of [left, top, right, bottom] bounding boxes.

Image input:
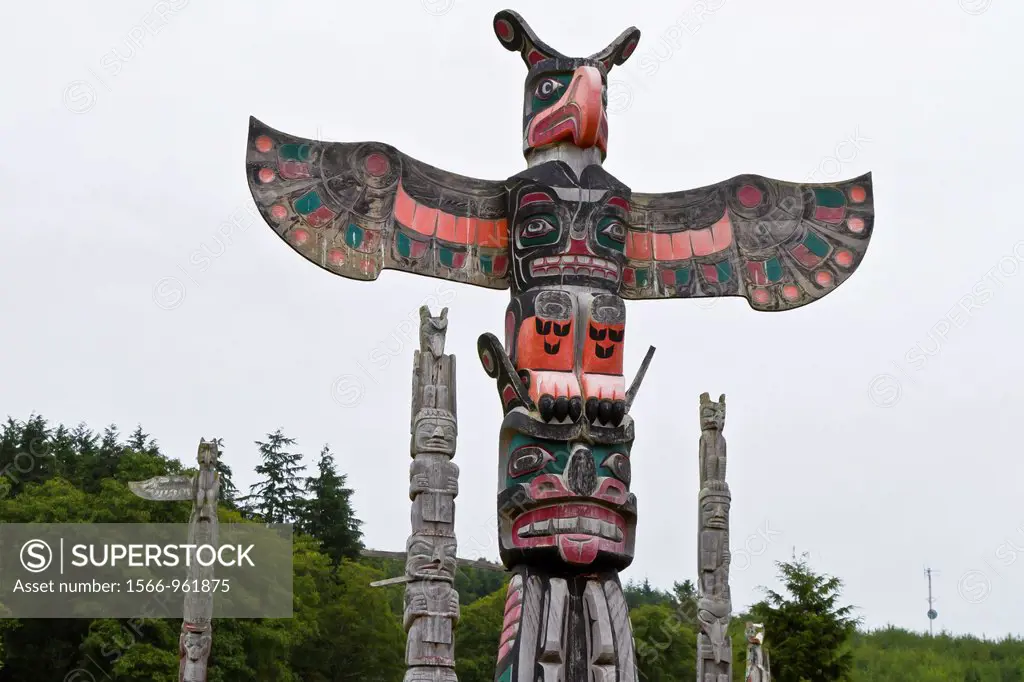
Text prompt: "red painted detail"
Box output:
[[364, 153, 389, 176], [394, 184, 416, 227], [448, 251, 467, 269], [593, 478, 629, 506], [622, 39, 637, 58], [847, 217, 865, 233], [660, 268, 676, 286], [737, 184, 762, 208], [701, 263, 720, 284], [505, 311, 516, 350], [496, 18, 513, 41], [258, 168, 275, 183], [815, 270, 834, 286], [254, 135, 273, 153], [492, 255, 509, 276], [835, 250, 854, 267], [597, 111, 608, 154], [815, 206, 845, 223], [278, 161, 311, 180], [481, 351, 494, 373], [746, 261, 767, 285], [526, 66, 604, 151], [790, 244, 824, 268], [622, 267, 636, 286], [558, 535, 600, 564], [498, 640, 515, 662], [782, 284, 800, 300], [327, 248, 345, 266], [607, 196, 630, 211], [304, 205, 335, 228], [359, 258, 374, 275], [626, 231, 651, 260], [292, 228, 309, 245], [519, 191, 554, 208], [527, 49, 544, 65], [501, 384, 516, 407], [270, 204, 287, 220], [850, 185, 867, 203], [751, 288, 770, 304], [567, 238, 592, 256]]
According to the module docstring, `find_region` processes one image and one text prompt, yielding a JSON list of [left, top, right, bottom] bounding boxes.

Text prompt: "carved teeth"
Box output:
[[517, 515, 622, 541]]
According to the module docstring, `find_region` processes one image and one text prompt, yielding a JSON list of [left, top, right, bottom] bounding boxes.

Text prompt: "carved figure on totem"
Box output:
[[179, 623, 212, 682], [745, 622, 770, 682], [698, 394, 732, 682], [130, 439, 220, 682], [245, 8, 876, 681], [405, 307, 461, 681]]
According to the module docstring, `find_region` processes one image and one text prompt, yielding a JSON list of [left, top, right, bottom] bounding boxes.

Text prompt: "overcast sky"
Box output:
[[3, 0, 1022, 638]]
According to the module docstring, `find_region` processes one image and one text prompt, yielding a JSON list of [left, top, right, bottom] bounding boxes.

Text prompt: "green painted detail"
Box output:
[[635, 268, 650, 288], [293, 190, 322, 215], [278, 143, 311, 162], [766, 257, 783, 282], [396, 231, 412, 258], [498, 665, 513, 682], [480, 255, 494, 274], [716, 261, 732, 282], [596, 216, 626, 252], [813, 187, 845, 208], [802, 231, 830, 257], [530, 73, 573, 114], [675, 266, 691, 285], [503, 434, 631, 488], [345, 224, 363, 249], [439, 248, 455, 269]]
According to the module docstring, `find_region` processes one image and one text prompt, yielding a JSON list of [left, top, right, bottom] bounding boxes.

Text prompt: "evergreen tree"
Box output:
[[211, 438, 239, 503], [239, 429, 306, 524], [126, 424, 160, 457], [751, 553, 859, 682], [301, 444, 363, 563]]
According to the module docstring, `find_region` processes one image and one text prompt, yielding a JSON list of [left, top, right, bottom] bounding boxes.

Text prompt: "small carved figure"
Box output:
[[699, 393, 727, 491], [179, 623, 212, 682], [745, 622, 770, 682], [412, 409, 457, 456], [419, 306, 448, 360]]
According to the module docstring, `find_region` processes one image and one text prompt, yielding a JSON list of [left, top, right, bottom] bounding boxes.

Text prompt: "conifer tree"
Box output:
[[301, 444, 363, 563], [240, 429, 306, 524]]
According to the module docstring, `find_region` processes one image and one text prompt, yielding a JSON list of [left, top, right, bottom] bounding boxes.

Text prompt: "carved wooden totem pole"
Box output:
[[697, 393, 731, 682], [744, 622, 771, 682], [129, 438, 219, 682], [405, 305, 461, 682], [244, 9, 875, 681]]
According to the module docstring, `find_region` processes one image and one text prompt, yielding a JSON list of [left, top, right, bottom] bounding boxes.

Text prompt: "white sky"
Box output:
[[3, 0, 1023, 638]]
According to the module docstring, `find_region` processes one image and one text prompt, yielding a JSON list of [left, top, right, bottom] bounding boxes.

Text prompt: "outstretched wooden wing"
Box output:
[[246, 117, 511, 290], [621, 173, 874, 311]]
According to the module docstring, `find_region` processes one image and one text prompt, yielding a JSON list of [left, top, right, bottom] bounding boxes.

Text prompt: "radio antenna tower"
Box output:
[[924, 567, 939, 636]]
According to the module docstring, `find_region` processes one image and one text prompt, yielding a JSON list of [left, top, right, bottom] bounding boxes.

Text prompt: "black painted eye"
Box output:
[[602, 453, 631, 485], [535, 78, 563, 101], [600, 221, 626, 242], [508, 446, 553, 478]]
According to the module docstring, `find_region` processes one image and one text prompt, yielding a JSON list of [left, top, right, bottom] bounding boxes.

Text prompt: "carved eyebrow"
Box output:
[[607, 196, 630, 211], [519, 191, 555, 208]]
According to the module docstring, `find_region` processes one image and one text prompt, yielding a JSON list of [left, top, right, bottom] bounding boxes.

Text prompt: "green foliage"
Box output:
[[0, 414, 1022, 680], [239, 429, 307, 524], [750, 553, 859, 681]]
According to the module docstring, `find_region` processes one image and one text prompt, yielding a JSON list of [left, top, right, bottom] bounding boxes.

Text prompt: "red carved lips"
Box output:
[[511, 502, 627, 564], [527, 66, 607, 154]]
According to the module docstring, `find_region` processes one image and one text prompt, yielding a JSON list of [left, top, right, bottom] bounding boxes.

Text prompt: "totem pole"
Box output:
[[244, 10, 875, 680], [697, 393, 731, 682], [744, 622, 771, 682], [404, 305, 461, 682], [128, 439, 219, 682]]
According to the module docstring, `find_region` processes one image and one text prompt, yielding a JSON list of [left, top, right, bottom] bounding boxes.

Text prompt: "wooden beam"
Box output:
[[360, 549, 506, 573]]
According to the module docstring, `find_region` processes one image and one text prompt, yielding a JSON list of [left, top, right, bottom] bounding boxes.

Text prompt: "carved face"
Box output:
[[197, 442, 217, 468], [412, 411, 457, 455], [746, 622, 765, 644], [701, 496, 730, 530], [406, 534, 458, 582], [497, 424, 635, 570], [700, 396, 725, 431], [522, 64, 608, 156], [507, 162, 631, 294]]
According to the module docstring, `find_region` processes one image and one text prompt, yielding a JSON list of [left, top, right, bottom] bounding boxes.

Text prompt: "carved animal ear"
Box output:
[[493, 9, 566, 67], [440, 307, 448, 320], [587, 26, 641, 72]]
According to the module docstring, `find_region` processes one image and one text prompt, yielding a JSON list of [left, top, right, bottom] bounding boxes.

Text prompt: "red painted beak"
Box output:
[[527, 66, 607, 154]]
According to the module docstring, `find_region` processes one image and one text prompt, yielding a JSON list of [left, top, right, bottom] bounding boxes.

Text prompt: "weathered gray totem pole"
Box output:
[[128, 438, 219, 682], [697, 393, 731, 682], [405, 305, 461, 682], [744, 622, 771, 682]]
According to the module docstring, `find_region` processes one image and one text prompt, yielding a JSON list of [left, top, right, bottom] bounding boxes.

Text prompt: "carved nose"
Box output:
[[566, 446, 597, 496]]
